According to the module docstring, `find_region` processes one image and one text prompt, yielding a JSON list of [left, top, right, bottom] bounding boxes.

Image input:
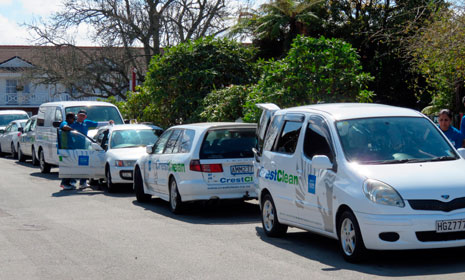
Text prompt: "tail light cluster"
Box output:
[[189, 160, 223, 173], [17, 132, 22, 137]]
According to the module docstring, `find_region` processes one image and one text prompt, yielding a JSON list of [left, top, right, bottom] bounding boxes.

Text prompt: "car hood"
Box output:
[[107, 147, 147, 160], [349, 159, 465, 200]]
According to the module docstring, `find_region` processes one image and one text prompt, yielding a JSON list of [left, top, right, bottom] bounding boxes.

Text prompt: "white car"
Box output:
[[133, 122, 258, 213], [18, 115, 39, 164], [254, 103, 465, 262], [93, 124, 163, 192], [56, 124, 163, 191], [0, 110, 29, 131], [0, 119, 28, 158]]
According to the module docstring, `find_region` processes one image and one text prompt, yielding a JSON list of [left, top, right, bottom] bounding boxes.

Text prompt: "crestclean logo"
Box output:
[[259, 167, 298, 185]]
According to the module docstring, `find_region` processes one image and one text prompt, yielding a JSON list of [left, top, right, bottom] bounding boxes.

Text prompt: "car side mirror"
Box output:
[[91, 143, 104, 151], [0, 129, 4, 134], [146, 144, 154, 154], [311, 155, 333, 170], [457, 148, 465, 159], [18, 127, 24, 133], [52, 121, 61, 128], [252, 147, 261, 163]]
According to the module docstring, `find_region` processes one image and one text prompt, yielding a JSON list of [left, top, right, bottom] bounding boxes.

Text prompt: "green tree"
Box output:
[[143, 37, 256, 127], [408, 7, 465, 112], [200, 85, 253, 122], [243, 36, 373, 122]]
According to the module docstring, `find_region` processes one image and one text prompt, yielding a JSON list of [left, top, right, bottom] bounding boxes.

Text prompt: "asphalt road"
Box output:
[[1, 155, 465, 280]]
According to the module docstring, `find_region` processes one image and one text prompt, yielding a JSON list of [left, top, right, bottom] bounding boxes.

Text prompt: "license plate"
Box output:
[[436, 219, 465, 233], [230, 165, 253, 175]]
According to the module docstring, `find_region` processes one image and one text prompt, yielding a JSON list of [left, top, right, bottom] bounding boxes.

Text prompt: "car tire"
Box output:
[[105, 166, 116, 193], [0, 144, 3, 156], [18, 144, 26, 162], [169, 178, 183, 214], [39, 149, 51, 173], [11, 142, 18, 159], [134, 167, 151, 203], [337, 210, 367, 263], [31, 146, 39, 166], [261, 193, 288, 237]]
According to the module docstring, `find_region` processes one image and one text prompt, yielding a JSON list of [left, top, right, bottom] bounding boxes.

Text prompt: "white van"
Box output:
[[35, 101, 124, 173], [254, 103, 465, 262]]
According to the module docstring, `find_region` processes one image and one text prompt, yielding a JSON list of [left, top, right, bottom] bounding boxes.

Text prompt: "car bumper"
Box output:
[[356, 211, 465, 250], [178, 179, 258, 201], [110, 167, 134, 184]]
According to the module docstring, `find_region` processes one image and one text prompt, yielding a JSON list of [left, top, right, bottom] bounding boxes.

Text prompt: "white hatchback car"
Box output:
[[133, 122, 258, 213], [57, 124, 163, 191], [93, 124, 163, 191], [254, 103, 465, 262]]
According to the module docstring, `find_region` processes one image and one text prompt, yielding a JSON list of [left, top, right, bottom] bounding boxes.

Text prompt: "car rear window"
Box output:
[[200, 128, 257, 159]]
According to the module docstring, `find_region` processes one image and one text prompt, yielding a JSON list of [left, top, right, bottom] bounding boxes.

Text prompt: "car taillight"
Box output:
[[189, 160, 223, 173], [17, 132, 21, 137]]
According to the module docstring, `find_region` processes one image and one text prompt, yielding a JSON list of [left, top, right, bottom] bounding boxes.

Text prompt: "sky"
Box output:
[[0, 0, 264, 46]]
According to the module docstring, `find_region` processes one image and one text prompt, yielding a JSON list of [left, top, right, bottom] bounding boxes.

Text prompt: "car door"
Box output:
[[57, 130, 106, 179], [0, 124, 11, 152], [156, 129, 183, 195], [4, 123, 16, 153], [144, 129, 172, 193], [301, 115, 338, 233], [21, 119, 33, 155]]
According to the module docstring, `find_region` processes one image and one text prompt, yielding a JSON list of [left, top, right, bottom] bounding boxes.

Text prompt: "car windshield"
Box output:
[[110, 129, 163, 149], [0, 114, 29, 126], [336, 117, 458, 164], [65, 106, 123, 124], [200, 128, 257, 159]]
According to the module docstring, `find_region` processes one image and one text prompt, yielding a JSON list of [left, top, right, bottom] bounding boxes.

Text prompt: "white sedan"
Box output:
[[57, 124, 163, 192], [0, 119, 28, 158], [133, 122, 258, 213]]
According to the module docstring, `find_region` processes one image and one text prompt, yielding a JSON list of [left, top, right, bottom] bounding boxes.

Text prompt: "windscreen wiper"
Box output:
[[427, 156, 457, 162]]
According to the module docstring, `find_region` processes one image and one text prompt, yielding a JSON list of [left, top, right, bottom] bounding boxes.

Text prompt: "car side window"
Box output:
[[154, 130, 173, 154], [31, 118, 37, 130], [303, 116, 334, 162], [164, 129, 182, 154], [55, 108, 63, 122], [11, 123, 18, 131], [274, 121, 303, 154], [24, 119, 32, 132], [175, 129, 195, 153], [263, 115, 284, 151]]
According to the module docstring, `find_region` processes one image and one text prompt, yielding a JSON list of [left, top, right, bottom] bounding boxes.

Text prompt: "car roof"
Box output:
[[98, 124, 163, 132], [171, 122, 257, 130], [0, 110, 29, 115], [281, 103, 422, 120], [39, 101, 117, 107]]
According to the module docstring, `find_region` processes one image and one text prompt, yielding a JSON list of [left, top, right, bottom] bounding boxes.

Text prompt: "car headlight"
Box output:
[[363, 179, 405, 207], [115, 160, 136, 167]]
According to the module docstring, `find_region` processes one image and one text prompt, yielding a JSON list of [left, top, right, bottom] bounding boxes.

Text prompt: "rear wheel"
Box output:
[[39, 149, 51, 173], [105, 166, 116, 193], [169, 178, 183, 214], [337, 211, 367, 263], [31, 147, 39, 166], [11, 143, 17, 159], [134, 167, 151, 202], [261, 193, 288, 237], [18, 144, 26, 162]]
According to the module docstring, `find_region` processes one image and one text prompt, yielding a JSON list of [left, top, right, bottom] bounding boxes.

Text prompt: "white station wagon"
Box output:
[[254, 103, 465, 262], [133, 122, 258, 213]]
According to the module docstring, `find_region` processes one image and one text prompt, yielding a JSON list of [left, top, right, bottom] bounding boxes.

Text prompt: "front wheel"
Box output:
[[105, 167, 116, 193], [39, 149, 51, 173], [337, 211, 367, 263], [169, 179, 183, 214], [261, 193, 288, 237], [134, 168, 151, 202], [11, 143, 17, 159], [31, 147, 39, 166], [18, 144, 26, 162]]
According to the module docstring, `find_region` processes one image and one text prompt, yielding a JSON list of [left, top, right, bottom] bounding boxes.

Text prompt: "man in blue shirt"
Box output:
[[438, 109, 465, 149], [59, 112, 77, 190]]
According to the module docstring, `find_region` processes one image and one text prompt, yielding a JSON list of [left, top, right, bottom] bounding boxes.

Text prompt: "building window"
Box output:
[[6, 80, 17, 93]]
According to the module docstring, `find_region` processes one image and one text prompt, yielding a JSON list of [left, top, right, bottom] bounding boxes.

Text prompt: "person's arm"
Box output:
[[86, 119, 99, 129], [59, 122, 73, 131]]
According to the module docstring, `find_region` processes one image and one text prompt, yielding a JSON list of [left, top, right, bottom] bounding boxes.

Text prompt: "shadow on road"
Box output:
[[132, 198, 260, 225], [255, 227, 465, 277], [29, 171, 60, 181]]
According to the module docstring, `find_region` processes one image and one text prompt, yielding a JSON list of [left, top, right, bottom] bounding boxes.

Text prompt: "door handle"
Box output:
[[270, 161, 276, 166]]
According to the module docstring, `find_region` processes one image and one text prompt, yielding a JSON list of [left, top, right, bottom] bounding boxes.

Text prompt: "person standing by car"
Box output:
[[70, 110, 114, 189], [438, 109, 465, 149], [59, 112, 77, 190], [461, 96, 465, 136]]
